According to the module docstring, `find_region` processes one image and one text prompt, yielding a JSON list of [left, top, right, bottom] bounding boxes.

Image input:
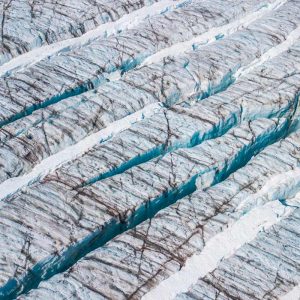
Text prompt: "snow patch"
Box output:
[[142, 199, 296, 300], [281, 284, 300, 300], [235, 24, 300, 79], [238, 168, 300, 212]]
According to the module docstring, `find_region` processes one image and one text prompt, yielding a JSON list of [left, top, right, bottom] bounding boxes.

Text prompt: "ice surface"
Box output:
[[0, 0, 299, 185], [0, 0, 300, 299]]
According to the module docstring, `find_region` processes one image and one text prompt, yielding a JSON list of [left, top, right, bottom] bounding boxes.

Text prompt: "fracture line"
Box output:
[[141, 0, 287, 67], [0, 0, 186, 77], [0, 103, 163, 201]]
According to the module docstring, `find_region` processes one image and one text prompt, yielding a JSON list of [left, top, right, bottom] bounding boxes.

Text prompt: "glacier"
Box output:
[[0, 0, 300, 299]]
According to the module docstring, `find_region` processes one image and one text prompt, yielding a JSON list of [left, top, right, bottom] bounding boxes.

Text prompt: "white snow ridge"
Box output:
[[0, 0, 300, 299]]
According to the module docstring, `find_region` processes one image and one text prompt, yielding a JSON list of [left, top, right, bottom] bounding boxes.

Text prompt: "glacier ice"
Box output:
[[0, 0, 300, 299]]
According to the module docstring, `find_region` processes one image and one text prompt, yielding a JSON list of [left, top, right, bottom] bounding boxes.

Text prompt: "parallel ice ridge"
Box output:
[[0, 0, 299, 185], [0, 0, 187, 76], [0, 0, 163, 66], [17, 129, 300, 299], [0, 0, 278, 127], [173, 205, 300, 300], [0, 0, 300, 299]]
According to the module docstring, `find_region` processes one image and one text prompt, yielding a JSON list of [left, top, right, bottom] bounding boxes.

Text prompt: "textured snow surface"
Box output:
[[0, 0, 300, 299]]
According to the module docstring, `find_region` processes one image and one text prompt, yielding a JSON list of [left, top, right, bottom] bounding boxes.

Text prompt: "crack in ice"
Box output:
[[0, 0, 290, 129], [0, 115, 295, 299], [0, 0, 187, 77], [0, 103, 163, 202], [141, 0, 287, 67]]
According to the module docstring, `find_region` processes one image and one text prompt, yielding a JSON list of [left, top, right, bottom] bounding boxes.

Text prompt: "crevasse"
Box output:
[[0, 112, 298, 300]]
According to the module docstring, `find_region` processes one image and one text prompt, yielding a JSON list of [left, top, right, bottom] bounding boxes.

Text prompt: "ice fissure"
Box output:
[[1, 0, 300, 299], [0, 112, 297, 299]]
